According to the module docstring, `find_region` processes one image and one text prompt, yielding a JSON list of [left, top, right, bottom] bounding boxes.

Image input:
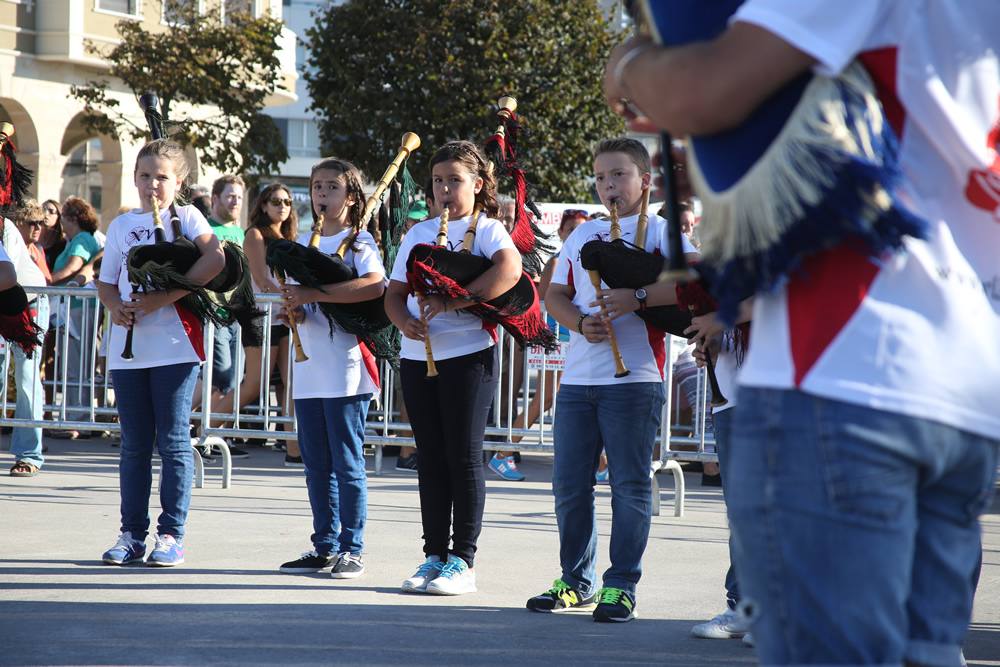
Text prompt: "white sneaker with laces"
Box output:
[[426, 554, 476, 596], [691, 607, 751, 639], [401, 555, 443, 593]]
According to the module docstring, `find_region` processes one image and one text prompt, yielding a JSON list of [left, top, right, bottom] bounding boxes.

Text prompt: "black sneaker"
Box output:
[[593, 587, 637, 623], [284, 455, 304, 468], [395, 453, 418, 472], [214, 444, 249, 459], [526, 579, 596, 613], [279, 550, 335, 574], [330, 552, 365, 579], [194, 444, 213, 461]]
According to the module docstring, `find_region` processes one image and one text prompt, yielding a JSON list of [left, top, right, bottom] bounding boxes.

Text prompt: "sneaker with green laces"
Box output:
[[592, 587, 637, 623], [526, 579, 596, 613]]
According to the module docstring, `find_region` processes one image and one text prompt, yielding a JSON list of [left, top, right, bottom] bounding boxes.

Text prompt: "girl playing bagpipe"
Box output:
[[276, 158, 385, 579], [97, 139, 225, 567], [385, 140, 522, 596]]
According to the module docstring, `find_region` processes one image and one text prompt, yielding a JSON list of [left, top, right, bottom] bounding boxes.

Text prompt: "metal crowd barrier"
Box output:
[[1, 287, 719, 516]]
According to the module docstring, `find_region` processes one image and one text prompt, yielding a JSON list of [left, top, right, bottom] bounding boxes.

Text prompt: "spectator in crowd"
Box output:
[[189, 184, 212, 220], [201, 183, 300, 464], [49, 196, 103, 434], [5, 201, 51, 477], [39, 199, 65, 271], [14, 199, 52, 284], [206, 175, 245, 398]]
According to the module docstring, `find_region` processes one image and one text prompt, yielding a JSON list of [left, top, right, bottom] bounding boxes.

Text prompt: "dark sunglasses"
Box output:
[[268, 197, 292, 207], [22, 219, 45, 228]]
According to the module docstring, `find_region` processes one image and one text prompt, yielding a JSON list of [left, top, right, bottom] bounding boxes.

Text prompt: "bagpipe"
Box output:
[[405, 96, 557, 378], [0, 121, 43, 357], [266, 132, 422, 364], [634, 0, 926, 324], [122, 93, 260, 359]]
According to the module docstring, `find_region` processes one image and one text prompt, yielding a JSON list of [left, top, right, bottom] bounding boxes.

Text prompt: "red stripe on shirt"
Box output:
[[644, 321, 667, 380], [357, 336, 380, 390], [787, 243, 879, 386], [174, 303, 205, 361], [859, 47, 905, 139]]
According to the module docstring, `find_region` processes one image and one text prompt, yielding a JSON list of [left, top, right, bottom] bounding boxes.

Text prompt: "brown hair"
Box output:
[[427, 140, 499, 217], [41, 199, 64, 242], [249, 183, 298, 242], [593, 137, 651, 175], [309, 157, 366, 229], [61, 196, 100, 233], [212, 174, 245, 198], [135, 139, 190, 183]]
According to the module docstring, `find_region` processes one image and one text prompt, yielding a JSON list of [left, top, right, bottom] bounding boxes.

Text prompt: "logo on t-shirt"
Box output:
[[964, 96, 1000, 222], [126, 227, 156, 246]]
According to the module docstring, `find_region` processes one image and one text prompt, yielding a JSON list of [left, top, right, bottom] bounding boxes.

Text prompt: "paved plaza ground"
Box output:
[[2, 437, 998, 666]]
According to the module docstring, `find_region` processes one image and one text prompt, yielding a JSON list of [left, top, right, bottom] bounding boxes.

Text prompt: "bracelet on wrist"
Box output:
[[612, 42, 654, 98], [577, 313, 588, 334]]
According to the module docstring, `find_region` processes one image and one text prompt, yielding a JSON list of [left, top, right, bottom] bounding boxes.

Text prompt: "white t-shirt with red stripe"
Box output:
[[552, 213, 697, 385], [733, 0, 1000, 439], [291, 229, 383, 400], [389, 213, 517, 361], [100, 204, 213, 371]]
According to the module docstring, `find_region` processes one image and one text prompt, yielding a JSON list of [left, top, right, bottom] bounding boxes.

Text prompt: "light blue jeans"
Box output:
[[210, 322, 239, 395], [728, 388, 998, 666], [9, 295, 49, 467], [552, 382, 665, 596]]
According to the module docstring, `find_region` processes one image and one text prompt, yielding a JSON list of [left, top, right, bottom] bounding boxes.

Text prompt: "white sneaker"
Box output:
[[742, 632, 755, 647], [691, 607, 751, 639], [425, 554, 476, 595], [401, 555, 443, 593]]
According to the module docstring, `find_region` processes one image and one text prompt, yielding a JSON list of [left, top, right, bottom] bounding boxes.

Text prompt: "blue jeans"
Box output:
[[211, 322, 239, 394], [10, 295, 49, 467], [111, 363, 199, 540], [712, 407, 740, 610], [728, 388, 998, 666], [553, 382, 665, 596], [294, 394, 371, 555]]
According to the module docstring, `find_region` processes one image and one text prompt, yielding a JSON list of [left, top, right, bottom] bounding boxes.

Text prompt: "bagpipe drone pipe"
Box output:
[[265, 132, 422, 364], [121, 93, 261, 359], [634, 0, 927, 324], [0, 122, 43, 356]]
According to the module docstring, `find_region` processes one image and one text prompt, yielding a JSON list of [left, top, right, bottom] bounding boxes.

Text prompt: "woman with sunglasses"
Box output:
[[39, 199, 65, 272], [14, 200, 53, 284], [202, 184, 302, 465]]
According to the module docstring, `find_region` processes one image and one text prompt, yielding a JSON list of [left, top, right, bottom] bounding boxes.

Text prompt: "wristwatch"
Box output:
[[634, 287, 648, 311]]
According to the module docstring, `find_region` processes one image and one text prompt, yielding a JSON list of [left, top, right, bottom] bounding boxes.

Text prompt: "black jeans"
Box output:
[[400, 346, 498, 567]]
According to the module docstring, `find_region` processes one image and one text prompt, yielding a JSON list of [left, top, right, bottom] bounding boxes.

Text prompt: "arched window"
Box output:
[[60, 138, 103, 212]]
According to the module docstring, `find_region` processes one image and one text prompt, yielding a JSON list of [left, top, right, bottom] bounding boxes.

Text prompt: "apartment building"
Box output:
[[0, 0, 297, 224]]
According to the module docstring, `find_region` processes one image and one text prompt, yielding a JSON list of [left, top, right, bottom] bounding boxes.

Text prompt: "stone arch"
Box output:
[[60, 112, 124, 227]]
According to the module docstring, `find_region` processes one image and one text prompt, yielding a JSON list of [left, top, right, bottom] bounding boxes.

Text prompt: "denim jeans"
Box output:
[[294, 394, 371, 556], [211, 322, 239, 395], [711, 407, 740, 610], [553, 382, 665, 596], [728, 388, 998, 666], [9, 295, 49, 467], [111, 362, 199, 540], [61, 303, 97, 421]]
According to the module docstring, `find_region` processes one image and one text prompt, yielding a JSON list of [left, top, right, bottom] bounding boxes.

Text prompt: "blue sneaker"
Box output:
[[426, 554, 476, 595], [147, 534, 185, 567], [488, 454, 525, 481], [595, 468, 609, 484], [102, 532, 146, 566]]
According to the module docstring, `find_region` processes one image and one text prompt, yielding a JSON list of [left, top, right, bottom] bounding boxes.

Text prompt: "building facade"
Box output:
[[0, 0, 297, 225]]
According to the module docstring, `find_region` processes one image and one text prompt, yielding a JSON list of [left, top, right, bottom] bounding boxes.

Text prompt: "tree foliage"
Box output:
[[304, 0, 625, 201], [71, 2, 289, 177]]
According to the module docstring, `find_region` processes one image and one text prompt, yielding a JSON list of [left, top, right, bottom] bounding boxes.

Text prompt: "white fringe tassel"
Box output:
[[687, 62, 894, 265]]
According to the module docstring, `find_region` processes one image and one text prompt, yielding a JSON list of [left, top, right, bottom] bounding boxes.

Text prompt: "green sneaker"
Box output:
[[592, 587, 637, 623], [526, 578, 596, 613]]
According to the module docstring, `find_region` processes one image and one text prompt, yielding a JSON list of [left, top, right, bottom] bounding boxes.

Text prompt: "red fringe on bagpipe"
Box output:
[[407, 259, 557, 352], [0, 310, 43, 358]]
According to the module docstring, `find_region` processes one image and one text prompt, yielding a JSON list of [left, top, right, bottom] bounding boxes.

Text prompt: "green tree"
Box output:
[[304, 0, 624, 201], [71, 2, 289, 177]]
